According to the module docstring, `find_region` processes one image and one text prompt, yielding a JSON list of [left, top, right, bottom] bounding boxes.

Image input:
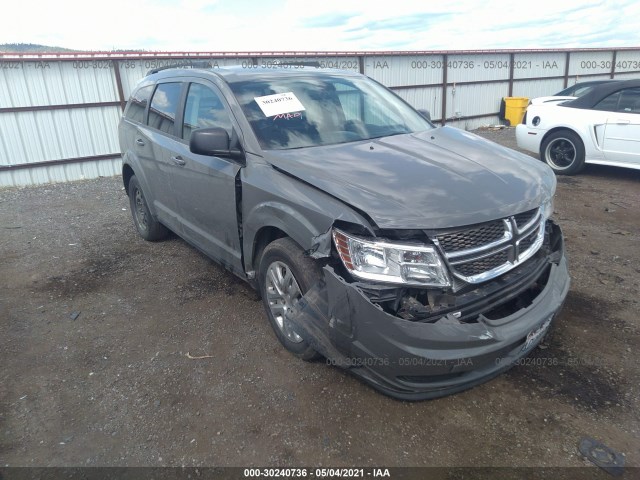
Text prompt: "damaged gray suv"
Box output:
[[118, 65, 570, 400]]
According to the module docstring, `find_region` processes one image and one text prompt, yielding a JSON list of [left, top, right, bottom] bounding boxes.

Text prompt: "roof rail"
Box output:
[[147, 60, 213, 75]]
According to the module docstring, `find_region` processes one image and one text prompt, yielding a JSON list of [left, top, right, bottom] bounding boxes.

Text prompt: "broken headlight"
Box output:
[[332, 228, 450, 287]]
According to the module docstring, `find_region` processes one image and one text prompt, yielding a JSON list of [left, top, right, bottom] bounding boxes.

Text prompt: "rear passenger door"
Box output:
[[169, 80, 244, 274], [138, 81, 185, 232]]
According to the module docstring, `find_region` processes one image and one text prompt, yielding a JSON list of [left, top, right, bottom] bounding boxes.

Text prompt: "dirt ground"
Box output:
[[1, 128, 639, 472]]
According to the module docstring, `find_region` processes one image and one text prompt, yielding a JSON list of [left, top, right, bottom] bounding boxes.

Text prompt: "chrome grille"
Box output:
[[513, 208, 538, 230], [517, 224, 541, 253], [454, 250, 510, 277], [436, 221, 505, 252], [434, 208, 545, 284]]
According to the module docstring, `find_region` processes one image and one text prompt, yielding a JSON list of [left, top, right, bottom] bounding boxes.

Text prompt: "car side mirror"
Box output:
[[417, 109, 432, 122], [190, 128, 245, 162]]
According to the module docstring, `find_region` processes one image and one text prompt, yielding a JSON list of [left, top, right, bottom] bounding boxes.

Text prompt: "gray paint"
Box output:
[[264, 126, 556, 229], [118, 67, 570, 399]]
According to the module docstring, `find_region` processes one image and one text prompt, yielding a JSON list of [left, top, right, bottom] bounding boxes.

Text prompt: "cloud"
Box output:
[[364, 13, 452, 32], [302, 13, 358, 28], [0, 0, 638, 52]]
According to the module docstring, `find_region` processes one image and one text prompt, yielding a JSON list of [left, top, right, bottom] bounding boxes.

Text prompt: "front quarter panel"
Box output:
[[241, 158, 372, 271]]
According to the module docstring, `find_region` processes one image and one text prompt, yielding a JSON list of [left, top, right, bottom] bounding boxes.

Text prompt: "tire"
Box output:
[[258, 237, 323, 361], [128, 175, 168, 241], [540, 130, 586, 175]]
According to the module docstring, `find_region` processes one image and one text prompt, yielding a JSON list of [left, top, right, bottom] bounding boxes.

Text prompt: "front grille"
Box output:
[[436, 221, 505, 252], [434, 208, 544, 284], [455, 250, 509, 277], [513, 208, 538, 230], [518, 225, 540, 252]]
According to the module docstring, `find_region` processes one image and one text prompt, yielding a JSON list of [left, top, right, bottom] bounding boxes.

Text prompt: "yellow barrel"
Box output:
[[503, 97, 529, 126]]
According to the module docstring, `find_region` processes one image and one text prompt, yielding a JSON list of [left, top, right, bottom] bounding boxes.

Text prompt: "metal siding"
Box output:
[[512, 78, 565, 98], [364, 55, 443, 87], [258, 56, 359, 71], [614, 72, 640, 80], [0, 106, 120, 165], [0, 157, 122, 187], [1, 63, 30, 107], [446, 83, 509, 118], [0, 61, 119, 107], [394, 87, 442, 120], [0, 113, 28, 164], [513, 52, 566, 79], [447, 54, 510, 83], [118, 57, 252, 98], [446, 116, 501, 131], [568, 51, 614, 76], [1, 48, 636, 187], [613, 50, 640, 74]]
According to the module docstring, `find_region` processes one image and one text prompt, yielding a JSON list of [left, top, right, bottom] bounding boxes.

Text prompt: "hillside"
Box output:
[[0, 43, 77, 53]]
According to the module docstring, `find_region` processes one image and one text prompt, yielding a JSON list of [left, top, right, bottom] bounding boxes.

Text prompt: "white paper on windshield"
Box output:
[[254, 92, 305, 117]]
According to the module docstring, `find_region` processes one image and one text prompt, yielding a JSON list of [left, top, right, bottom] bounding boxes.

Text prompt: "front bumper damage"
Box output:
[[286, 221, 570, 400]]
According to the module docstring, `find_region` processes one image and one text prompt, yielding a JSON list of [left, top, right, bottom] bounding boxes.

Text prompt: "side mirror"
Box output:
[[190, 128, 244, 162], [417, 109, 432, 122]]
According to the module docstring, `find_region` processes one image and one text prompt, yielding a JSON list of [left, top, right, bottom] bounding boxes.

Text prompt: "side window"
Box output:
[[617, 88, 640, 113], [148, 82, 182, 135], [182, 83, 233, 142], [593, 92, 620, 112], [124, 85, 154, 123]]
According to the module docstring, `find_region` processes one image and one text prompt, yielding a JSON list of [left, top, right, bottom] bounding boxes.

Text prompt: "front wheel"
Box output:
[[258, 238, 322, 361], [540, 130, 586, 175]]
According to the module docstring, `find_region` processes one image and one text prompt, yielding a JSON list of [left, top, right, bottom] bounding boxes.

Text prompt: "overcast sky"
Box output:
[[2, 0, 639, 52]]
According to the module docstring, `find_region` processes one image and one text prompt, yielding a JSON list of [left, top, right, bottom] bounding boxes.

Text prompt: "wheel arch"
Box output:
[[539, 126, 585, 156], [243, 202, 335, 275], [252, 225, 289, 271], [122, 162, 135, 195]]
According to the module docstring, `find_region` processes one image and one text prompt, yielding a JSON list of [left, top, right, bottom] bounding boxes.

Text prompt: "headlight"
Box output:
[[332, 228, 450, 287]]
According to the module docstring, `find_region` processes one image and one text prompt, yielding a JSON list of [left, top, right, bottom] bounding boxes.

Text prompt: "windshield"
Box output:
[[229, 74, 433, 150]]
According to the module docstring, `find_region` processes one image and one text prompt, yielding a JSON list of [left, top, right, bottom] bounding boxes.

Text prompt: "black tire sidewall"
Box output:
[[128, 176, 167, 241], [258, 238, 322, 359], [541, 130, 585, 175]]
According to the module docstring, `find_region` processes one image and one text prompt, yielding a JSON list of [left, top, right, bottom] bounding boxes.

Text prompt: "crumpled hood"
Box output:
[[263, 126, 556, 229]]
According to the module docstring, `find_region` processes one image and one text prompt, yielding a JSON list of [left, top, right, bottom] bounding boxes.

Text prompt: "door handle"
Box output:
[[135, 138, 145, 146], [171, 155, 186, 166], [614, 120, 630, 125]]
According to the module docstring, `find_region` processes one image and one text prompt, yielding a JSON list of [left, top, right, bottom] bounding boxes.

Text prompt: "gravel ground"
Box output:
[[0, 127, 639, 472]]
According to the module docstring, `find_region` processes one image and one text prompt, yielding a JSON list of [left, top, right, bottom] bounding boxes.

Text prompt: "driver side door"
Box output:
[[169, 80, 245, 275]]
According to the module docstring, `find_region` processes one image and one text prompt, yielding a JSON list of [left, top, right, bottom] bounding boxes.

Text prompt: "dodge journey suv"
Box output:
[[118, 65, 570, 400]]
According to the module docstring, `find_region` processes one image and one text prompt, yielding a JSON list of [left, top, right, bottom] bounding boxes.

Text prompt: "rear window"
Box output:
[[124, 85, 154, 123], [148, 83, 182, 135]]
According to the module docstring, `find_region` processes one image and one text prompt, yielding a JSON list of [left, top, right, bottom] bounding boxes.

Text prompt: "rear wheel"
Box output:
[[258, 237, 322, 361], [128, 175, 168, 241], [541, 130, 586, 175]]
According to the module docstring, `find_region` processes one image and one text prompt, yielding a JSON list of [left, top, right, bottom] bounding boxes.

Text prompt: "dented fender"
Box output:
[[240, 163, 373, 272]]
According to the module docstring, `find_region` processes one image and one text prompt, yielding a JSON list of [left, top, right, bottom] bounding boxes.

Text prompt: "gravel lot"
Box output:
[[1, 128, 639, 471]]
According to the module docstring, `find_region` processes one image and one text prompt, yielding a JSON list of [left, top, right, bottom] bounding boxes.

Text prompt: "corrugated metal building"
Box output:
[[1, 48, 639, 187]]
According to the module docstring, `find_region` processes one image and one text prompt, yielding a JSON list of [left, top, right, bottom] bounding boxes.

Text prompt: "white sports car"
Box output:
[[516, 79, 640, 175]]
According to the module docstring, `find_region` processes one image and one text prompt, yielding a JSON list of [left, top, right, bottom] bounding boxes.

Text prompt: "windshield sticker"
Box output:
[[254, 92, 305, 117]]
